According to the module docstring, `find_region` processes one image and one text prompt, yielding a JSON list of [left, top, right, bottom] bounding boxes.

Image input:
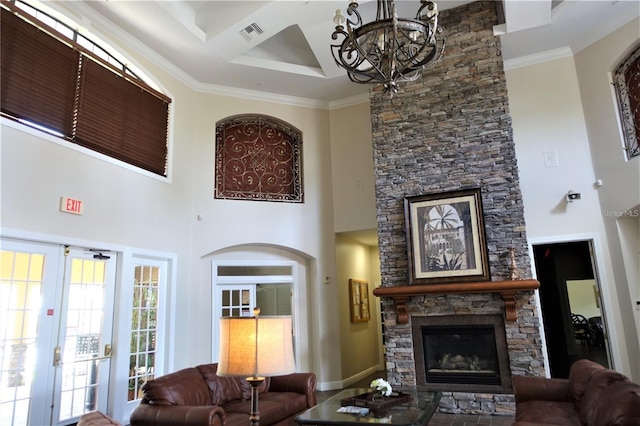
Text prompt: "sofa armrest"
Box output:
[[512, 375, 571, 403], [129, 404, 226, 426], [269, 373, 317, 407]]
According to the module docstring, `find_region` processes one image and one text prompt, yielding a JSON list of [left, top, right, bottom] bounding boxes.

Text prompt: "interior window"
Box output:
[[1, 0, 172, 176]]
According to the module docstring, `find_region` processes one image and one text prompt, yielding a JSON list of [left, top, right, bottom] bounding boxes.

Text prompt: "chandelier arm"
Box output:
[[331, 37, 388, 84], [345, 2, 363, 28], [416, 1, 438, 22], [331, 0, 444, 94]]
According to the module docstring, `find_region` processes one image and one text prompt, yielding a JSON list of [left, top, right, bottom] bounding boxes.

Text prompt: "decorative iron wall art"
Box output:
[[215, 115, 303, 202], [404, 188, 490, 284], [613, 45, 640, 159]]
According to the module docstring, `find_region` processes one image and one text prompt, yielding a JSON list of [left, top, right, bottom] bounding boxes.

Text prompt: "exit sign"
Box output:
[[60, 196, 84, 215]]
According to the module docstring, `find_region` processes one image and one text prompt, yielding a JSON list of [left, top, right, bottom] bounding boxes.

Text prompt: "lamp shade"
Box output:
[[218, 315, 296, 378]]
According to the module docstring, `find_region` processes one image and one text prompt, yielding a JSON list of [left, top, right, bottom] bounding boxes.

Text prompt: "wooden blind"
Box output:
[[1, 8, 78, 136], [75, 58, 169, 176], [0, 4, 171, 176]]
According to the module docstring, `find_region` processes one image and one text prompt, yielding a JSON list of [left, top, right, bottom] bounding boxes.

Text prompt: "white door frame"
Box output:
[[211, 258, 306, 371], [1, 229, 176, 425], [51, 246, 117, 425]]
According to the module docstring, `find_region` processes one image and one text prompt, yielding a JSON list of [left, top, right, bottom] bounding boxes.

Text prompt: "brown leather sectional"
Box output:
[[513, 358, 640, 425], [130, 363, 317, 426]]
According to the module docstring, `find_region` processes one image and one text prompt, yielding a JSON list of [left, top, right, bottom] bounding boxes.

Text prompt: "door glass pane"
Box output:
[[0, 250, 43, 426], [220, 288, 253, 318], [128, 265, 159, 402], [59, 258, 107, 421], [256, 284, 291, 315]]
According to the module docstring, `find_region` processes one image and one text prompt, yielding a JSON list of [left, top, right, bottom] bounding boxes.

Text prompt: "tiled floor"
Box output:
[[315, 372, 515, 426]]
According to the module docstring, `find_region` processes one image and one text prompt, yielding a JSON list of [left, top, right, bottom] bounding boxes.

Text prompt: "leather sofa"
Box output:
[[130, 363, 317, 426], [512, 358, 640, 425]]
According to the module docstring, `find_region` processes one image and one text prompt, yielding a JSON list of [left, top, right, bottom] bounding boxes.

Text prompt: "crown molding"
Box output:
[[503, 47, 573, 71]]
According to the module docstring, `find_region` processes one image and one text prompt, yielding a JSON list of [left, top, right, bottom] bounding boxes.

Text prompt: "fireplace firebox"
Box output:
[[422, 324, 500, 385], [412, 315, 513, 393]]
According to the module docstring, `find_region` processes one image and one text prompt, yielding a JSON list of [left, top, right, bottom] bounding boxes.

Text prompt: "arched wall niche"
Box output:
[[204, 243, 315, 373]]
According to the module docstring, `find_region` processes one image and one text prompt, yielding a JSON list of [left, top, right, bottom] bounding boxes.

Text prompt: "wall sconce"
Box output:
[[566, 190, 581, 203]]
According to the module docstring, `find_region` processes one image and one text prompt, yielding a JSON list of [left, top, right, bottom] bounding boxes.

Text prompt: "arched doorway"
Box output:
[[207, 244, 313, 372]]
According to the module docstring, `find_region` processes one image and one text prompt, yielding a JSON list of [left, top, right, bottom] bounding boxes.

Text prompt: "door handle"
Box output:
[[104, 344, 112, 357], [53, 346, 62, 367]]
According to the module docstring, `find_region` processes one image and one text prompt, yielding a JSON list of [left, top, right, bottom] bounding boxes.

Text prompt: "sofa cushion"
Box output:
[[196, 363, 246, 405], [223, 410, 251, 426], [257, 392, 308, 423], [141, 367, 211, 406], [579, 368, 630, 424], [568, 358, 605, 408], [222, 392, 308, 426], [591, 381, 640, 426], [195, 363, 272, 406], [241, 377, 271, 400], [515, 400, 582, 425]]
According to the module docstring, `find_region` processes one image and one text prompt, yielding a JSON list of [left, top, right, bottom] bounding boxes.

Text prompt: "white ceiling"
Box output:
[[48, 0, 638, 105]]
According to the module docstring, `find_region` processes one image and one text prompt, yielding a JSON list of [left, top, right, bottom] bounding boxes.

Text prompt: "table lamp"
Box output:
[[217, 308, 296, 426]]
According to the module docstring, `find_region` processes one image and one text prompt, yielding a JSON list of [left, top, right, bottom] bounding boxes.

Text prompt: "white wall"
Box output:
[[184, 91, 344, 386], [1, 49, 345, 389], [574, 18, 640, 380], [329, 102, 377, 233], [505, 19, 639, 378]]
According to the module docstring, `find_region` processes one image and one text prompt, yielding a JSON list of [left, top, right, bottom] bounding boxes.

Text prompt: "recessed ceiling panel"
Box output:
[[244, 25, 321, 69]]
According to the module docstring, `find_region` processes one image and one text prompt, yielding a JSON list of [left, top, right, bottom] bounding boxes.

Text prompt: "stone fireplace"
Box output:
[[369, 1, 546, 416]]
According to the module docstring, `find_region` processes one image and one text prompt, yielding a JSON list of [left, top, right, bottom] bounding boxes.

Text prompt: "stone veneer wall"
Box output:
[[369, 1, 546, 415]]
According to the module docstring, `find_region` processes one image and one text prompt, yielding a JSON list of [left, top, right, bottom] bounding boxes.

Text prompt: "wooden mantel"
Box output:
[[372, 279, 540, 323]]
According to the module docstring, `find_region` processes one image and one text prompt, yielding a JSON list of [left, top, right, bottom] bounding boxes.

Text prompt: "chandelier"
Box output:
[[331, 0, 445, 95]]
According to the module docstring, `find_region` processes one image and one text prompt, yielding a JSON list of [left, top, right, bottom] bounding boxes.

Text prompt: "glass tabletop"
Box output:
[[295, 387, 442, 425]]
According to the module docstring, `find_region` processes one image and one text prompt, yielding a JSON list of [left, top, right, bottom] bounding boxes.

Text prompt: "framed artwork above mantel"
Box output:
[[404, 188, 490, 285]]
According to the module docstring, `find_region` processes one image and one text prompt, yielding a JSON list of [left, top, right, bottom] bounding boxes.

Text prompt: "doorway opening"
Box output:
[[209, 245, 311, 373], [532, 240, 610, 378]]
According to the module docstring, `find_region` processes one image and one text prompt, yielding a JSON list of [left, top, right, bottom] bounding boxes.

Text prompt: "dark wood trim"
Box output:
[[373, 279, 539, 323]]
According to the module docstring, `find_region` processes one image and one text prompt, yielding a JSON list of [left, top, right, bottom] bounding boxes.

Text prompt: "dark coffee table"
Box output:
[[295, 387, 441, 425]]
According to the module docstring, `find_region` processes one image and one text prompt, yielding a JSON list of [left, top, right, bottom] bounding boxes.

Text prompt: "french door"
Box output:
[[0, 239, 116, 425]]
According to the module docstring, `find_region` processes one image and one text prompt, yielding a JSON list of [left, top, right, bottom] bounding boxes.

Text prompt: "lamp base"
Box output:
[[247, 376, 265, 426]]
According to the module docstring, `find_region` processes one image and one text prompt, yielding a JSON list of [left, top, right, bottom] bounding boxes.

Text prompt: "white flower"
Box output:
[[370, 378, 392, 397]]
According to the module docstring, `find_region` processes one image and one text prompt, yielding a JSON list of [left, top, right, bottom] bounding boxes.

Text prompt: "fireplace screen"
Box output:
[[422, 325, 500, 385]]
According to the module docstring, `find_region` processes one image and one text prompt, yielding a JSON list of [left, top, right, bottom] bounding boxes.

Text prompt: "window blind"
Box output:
[[1, 8, 78, 136], [1, 4, 171, 176]]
